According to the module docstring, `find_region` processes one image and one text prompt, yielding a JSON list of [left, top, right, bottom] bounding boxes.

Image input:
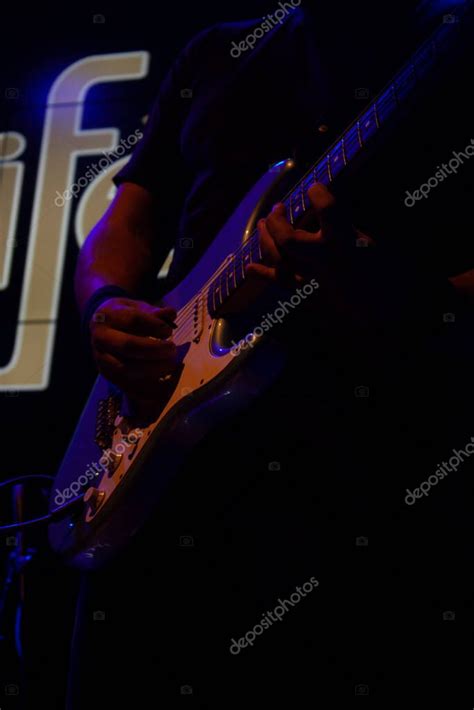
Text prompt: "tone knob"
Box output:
[[101, 451, 123, 477], [84, 487, 106, 512]]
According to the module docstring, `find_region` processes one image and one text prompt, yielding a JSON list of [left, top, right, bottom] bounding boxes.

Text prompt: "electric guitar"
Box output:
[[49, 4, 473, 569]]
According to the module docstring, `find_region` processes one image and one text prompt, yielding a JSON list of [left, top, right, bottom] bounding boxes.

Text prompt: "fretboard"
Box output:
[[207, 5, 471, 317]]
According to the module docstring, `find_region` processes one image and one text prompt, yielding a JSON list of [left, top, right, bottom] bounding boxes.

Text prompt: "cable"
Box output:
[[0, 474, 54, 491], [0, 475, 83, 531], [14, 604, 22, 659], [0, 513, 53, 532]]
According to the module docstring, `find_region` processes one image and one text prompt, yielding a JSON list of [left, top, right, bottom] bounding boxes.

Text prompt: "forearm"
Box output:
[[75, 222, 155, 312], [74, 183, 158, 315]]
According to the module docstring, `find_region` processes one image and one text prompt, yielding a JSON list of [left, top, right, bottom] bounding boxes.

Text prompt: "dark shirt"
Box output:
[[68, 6, 474, 708]]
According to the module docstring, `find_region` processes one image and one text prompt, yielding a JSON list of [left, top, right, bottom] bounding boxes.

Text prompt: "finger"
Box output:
[[114, 300, 177, 323], [245, 263, 278, 283], [94, 352, 127, 385], [94, 302, 176, 339], [96, 352, 178, 395], [307, 183, 354, 244], [94, 327, 178, 361], [257, 219, 281, 265], [148, 305, 177, 324], [266, 204, 317, 258], [265, 204, 296, 252]]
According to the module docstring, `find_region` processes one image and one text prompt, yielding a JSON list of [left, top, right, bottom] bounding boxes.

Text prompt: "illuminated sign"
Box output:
[[0, 51, 150, 391]]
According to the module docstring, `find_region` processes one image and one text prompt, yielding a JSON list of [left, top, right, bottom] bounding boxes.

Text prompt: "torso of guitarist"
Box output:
[[68, 2, 474, 707]]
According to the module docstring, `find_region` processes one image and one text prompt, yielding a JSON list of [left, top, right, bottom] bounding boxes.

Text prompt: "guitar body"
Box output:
[[49, 159, 295, 570]]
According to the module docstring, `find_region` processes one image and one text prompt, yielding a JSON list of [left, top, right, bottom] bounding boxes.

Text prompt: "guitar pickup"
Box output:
[[94, 394, 121, 450], [191, 296, 204, 343]]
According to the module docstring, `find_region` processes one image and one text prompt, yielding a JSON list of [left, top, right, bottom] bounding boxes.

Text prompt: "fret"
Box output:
[[290, 186, 306, 221], [250, 233, 261, 264], [315, 160, 330, 186], [314, 163, 330, 185], [302, 185, 311, 211], [257, 233, 263, 262], [305, 166, 322, 191], [361, 112, 378, 143], [326, 153, 333, 182], [234, 258, 245, 288], [227, 260, 236, 290], [239, 246, 246, 281], [287, 194, 294, 224], [209, 282, 217, 315], [208, 279, 221, 316], [242, 241, 252, 273], [356, 120, 363, 147], [343, 126, 361, 160], [341, 136, 347, 165], [328, 142, 345, 180]]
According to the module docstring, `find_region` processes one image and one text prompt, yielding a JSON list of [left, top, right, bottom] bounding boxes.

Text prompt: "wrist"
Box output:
[[81, 285, 133, 344]]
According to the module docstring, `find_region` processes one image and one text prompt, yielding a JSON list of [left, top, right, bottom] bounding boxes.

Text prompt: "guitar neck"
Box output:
[[208, 3, 473, 317]]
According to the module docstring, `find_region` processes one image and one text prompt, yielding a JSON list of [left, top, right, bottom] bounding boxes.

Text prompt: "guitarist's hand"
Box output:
[[248, 182, 373, 284], [247, 182, 379, 328], [88, 298, 179, 397]]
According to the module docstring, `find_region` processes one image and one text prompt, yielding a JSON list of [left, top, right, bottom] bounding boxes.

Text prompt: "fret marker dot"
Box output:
[[318, 124, 329, 133]]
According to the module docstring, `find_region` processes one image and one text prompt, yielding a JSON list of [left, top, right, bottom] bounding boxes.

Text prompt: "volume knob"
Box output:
[[102, 451, 123, 477]]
